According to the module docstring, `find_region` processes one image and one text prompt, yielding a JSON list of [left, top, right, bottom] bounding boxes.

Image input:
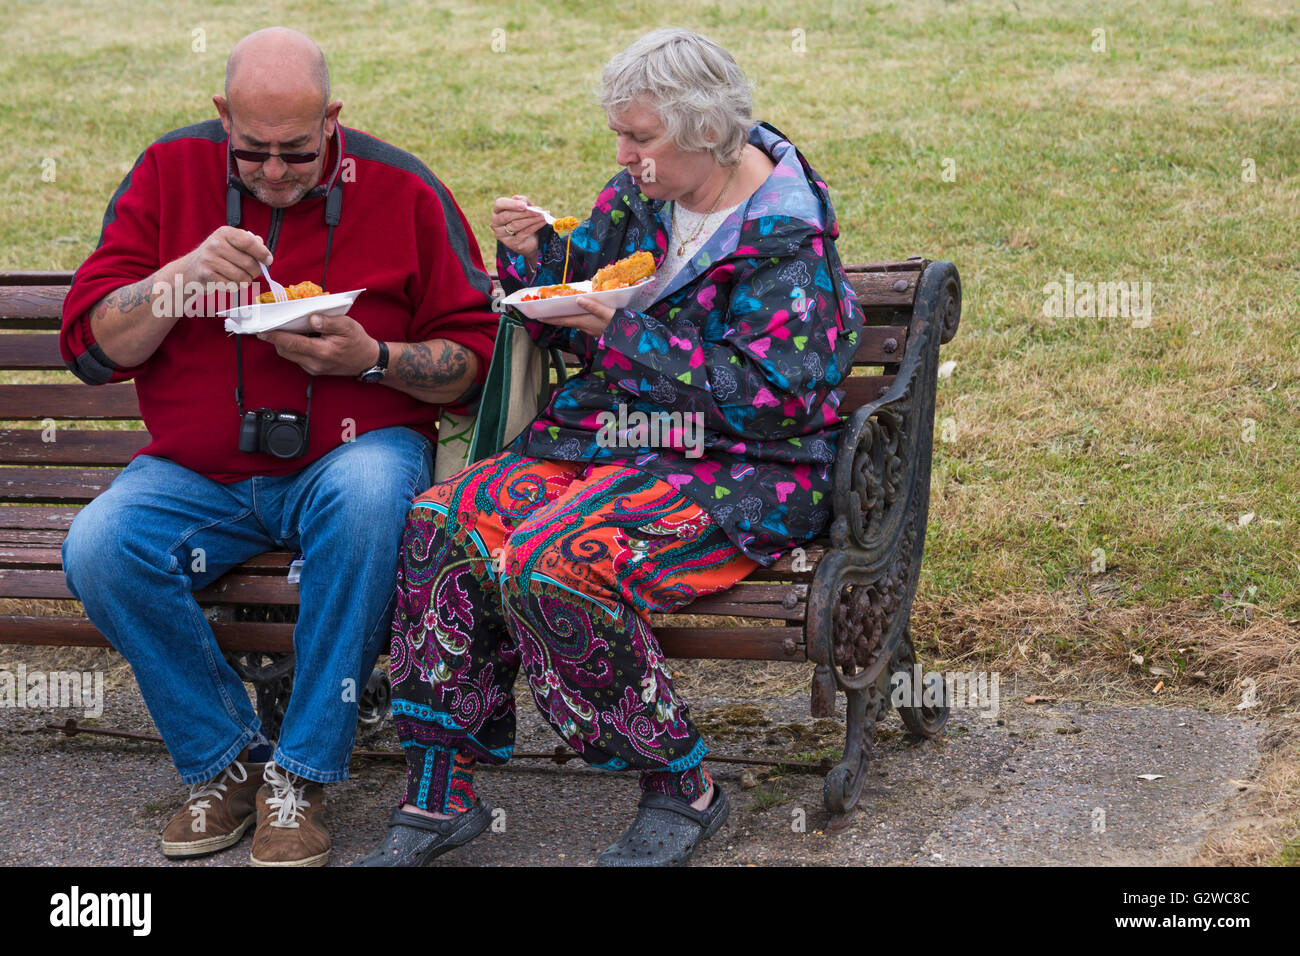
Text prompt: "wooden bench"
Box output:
[[0, 258, 961, 816]]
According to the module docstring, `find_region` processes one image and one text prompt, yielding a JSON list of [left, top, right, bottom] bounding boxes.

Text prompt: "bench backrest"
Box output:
[[0, 263, 922, 507]]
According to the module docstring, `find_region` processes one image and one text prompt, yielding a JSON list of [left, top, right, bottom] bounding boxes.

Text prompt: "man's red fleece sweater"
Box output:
[[60, 119, 498, 482]]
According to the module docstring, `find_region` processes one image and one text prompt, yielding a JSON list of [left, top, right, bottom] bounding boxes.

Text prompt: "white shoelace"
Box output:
[[186, 761, 250, 820], [263, 762, 311, 829]]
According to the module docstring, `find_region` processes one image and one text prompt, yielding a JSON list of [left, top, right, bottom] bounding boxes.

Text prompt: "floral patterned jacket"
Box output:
[[497, 123, 865, 566]]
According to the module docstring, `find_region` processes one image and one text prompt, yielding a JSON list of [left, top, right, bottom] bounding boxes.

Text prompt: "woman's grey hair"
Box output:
[[598, 28, 755, 167]]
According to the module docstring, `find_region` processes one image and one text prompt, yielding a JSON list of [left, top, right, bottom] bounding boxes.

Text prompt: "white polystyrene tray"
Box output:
[[501, 279, 652, 319], [219, 289, 366, 334]]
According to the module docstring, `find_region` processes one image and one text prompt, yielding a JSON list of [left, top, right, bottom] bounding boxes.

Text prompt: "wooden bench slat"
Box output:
[[0, 543, 819, 583], [674, 582, 807, 620], [839, 374, 896, 412], [193, 575, 300, 603], [187, 576, 805, 610], [238, 553, 297, 570], [0, 616, 112, 647], [0, 568, 302, 603], [0, 548, 815, 585], [686, 583, 806, 601], [0, 546, 296, 573], [854, 325, 907, 364], [0, 568, 79, 599], [0, 513, 821, 575], [1, 555, 813, 628], [0, 614, 803, 661], [743, 543, 826, 579], [0, 272, 76, 286], [0, 384, 142, 419], [0, 286, 67, 324], [0, 467, 121, 504], [0, 528, 67, 545], [0, 506, 82, 530], [846, 270, 921, 311], [674, 599, 806, 620], [0, 429, 148, 466], [841, 261, 925, 273], [655, 626, 804, 661], [0, 333, 65, 370], [0, 546, 66, 567], [0, 615, 297, 653]]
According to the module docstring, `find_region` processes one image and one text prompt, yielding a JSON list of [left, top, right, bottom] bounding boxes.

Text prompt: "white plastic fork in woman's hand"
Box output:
[[522, 203, 556, 225]]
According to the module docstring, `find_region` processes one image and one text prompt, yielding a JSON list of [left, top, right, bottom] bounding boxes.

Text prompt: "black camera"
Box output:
[[239, 408, 310, 459]]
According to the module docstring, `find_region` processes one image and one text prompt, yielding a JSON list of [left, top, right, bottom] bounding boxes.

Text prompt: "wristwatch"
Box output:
[[358, 340, 389, 383]]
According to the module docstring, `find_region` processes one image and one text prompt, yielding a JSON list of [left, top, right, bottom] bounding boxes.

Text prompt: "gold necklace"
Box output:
[[671, 164, 738, 256]]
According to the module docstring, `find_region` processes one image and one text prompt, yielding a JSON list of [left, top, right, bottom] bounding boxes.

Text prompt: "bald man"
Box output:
[[59, 28, 499, 867]]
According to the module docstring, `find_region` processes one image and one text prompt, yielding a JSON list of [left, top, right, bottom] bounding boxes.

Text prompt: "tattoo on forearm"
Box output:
[[89, 279, 155, 323], [394, 340, 470, 390]]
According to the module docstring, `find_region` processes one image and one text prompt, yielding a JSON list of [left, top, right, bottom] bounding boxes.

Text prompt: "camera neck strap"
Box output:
[[232, 212, 331, 419], [227, 172, 340, 422], [234, 334, 314, 419]]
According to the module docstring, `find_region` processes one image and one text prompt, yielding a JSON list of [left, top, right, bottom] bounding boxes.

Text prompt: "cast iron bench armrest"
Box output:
[[831, 260, 962, 559]]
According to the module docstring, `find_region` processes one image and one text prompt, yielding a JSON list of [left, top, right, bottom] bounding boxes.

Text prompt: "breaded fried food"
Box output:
[[592, 251, 655, 292], [258, 280, 325, 304], [522, 284, 581, 301]]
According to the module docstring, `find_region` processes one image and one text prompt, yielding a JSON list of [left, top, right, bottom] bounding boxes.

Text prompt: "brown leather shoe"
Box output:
[[249, 763, 330, 867], [160, 760, 266, 858]]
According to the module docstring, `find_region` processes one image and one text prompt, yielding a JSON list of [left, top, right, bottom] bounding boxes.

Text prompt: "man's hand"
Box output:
[[85, 228, 274, 370], [259, 314, 478, 405], [535, 295, 616, 338], [86, 228, 264, 370], [258, 311, 375, 376], [182, 226, 272, 286]]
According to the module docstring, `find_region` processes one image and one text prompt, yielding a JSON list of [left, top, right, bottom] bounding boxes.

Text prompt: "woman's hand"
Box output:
[[490, 195, 547, 267], [535, 296, 616, 338]]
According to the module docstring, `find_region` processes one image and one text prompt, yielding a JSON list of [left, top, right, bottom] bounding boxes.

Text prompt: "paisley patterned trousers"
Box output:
[[389, 451, 758, 811]]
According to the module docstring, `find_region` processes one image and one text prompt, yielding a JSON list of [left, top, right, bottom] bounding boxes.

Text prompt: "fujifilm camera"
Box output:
[[239, 408, 310, 459]]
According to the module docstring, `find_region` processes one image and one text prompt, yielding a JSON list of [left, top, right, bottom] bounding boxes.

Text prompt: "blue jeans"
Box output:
[[62, 426, 433, 785]]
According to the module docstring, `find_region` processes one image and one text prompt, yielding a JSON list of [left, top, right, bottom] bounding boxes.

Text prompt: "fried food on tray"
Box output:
[[520, 284, 581, 301], [258, 280, 326, 304], [592, 251, 655, 291], [518, 251, 657, 302]]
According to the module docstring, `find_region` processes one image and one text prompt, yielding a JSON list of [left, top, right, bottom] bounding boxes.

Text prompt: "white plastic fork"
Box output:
[[523, 203, 556, 225], [259, 261, 288, 303]]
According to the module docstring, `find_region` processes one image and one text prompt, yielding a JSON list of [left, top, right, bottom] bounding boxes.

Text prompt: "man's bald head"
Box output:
[[215, 28, 341, 208], [225, 27, 330, 116]]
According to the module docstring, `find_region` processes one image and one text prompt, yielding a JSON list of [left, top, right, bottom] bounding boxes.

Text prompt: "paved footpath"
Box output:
[[0, 660, 1265, 867]]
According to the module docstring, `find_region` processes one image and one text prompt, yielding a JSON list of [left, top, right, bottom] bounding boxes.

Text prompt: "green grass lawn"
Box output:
[[3, 0, 1298, 615]]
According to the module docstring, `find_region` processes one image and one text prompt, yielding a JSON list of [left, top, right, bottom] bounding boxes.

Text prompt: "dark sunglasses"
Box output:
[[230, 121, 326, 165]]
